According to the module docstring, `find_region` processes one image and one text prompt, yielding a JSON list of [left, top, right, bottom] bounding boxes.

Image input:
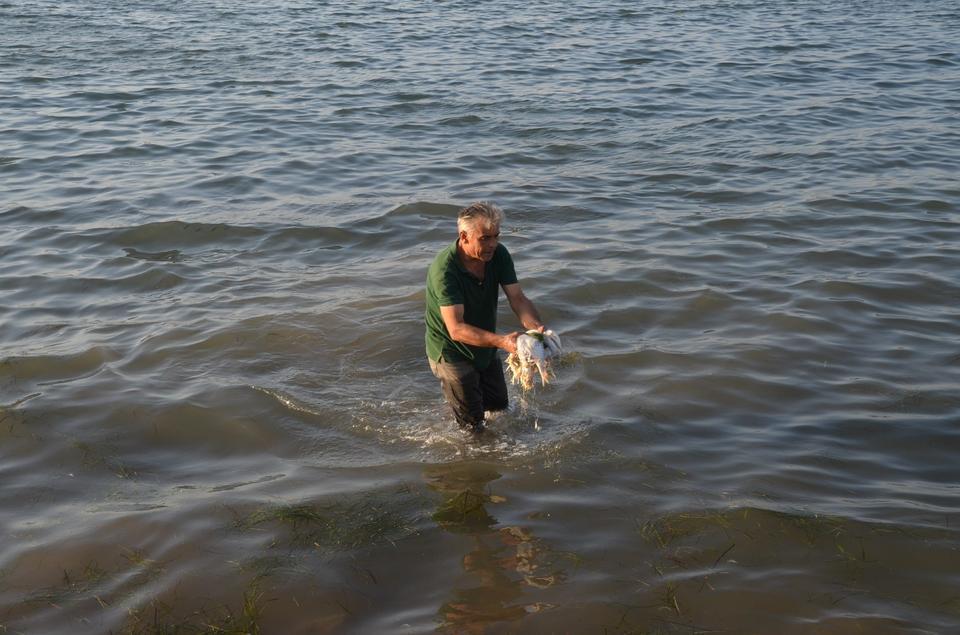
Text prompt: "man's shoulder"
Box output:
[[427, 241, 462, 295], [428, 241, 458, 274], [426, 241, 466, 307]]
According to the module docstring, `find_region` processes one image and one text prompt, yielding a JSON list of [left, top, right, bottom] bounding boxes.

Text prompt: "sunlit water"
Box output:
[[2, 0, 959, 632]]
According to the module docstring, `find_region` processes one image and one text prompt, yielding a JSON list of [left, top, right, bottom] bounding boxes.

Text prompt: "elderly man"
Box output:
[[424, 201, 546, 433]]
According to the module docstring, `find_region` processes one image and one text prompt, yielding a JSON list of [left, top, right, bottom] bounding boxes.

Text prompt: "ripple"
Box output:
[[3, 0, 960, 632], [0, 346, 120, 388]]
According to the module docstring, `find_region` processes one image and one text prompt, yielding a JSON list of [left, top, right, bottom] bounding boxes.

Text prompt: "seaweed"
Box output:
[[120, 584, 268, 635], [230, 489, 423, 552]]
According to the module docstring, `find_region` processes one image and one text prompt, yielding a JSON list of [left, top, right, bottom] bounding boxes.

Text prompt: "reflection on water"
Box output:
[[425, 462, 566, 633]]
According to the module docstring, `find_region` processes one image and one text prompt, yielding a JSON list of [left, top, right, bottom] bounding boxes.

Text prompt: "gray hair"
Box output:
[[457, 201, 504, 234]]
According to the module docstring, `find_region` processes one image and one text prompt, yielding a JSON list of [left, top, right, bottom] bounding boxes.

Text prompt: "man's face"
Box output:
[[460, 222, 500, 262]]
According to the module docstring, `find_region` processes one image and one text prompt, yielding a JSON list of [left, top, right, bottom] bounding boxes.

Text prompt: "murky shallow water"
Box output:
[[2, 0, 960, 632]]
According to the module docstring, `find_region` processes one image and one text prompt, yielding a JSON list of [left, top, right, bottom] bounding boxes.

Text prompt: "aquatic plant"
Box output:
[[71, 440, 141, 480], [231, 493, 421, 552], [121, 584, 267, 635], [636, 510, 731, 550], [235, 504, 326, 530], [25, 561, 108, 608]]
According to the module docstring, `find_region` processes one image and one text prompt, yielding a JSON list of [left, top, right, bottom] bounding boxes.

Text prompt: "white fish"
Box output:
[[507, 329, 562, 390]]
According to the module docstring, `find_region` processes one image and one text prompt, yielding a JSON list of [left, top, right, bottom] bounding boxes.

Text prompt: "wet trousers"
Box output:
[[428, 355, 509, 430]]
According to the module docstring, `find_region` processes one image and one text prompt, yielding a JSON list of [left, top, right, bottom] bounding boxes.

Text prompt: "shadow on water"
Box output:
[[423, 461, 568, 634]]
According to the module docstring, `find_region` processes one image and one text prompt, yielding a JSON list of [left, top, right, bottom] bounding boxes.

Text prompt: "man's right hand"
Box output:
[[500, 331, 520, 354]]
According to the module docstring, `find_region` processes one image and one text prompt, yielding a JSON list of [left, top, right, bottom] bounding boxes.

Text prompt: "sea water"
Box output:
[[2, 1, 959, 632]]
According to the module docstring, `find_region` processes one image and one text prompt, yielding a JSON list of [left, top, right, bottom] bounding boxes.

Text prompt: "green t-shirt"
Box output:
[[424, 240, 518, 369]]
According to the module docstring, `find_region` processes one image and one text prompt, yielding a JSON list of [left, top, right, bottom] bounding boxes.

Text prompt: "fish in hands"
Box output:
[[506, 329, 562, 391]]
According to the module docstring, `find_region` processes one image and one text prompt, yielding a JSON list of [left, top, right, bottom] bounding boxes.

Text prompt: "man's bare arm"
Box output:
[[440, 304, 519, 354], [502, 283, 544, 331]]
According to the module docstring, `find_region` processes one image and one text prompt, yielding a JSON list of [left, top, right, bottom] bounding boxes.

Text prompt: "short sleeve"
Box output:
[[432, 264, 464, 307]]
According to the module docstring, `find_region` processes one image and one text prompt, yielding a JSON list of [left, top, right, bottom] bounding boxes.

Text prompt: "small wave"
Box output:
[[2, 392, 42, 409], [682, 189, 778, 205], [188, 173, 266, 195], [1, 346, 120, 389], [114, 267, 188, 292], [209, 472, 285, 492], [382, 200, 459, 219], [100, 221, 263, 250], [0, 205, 64, 224], [437, 114, 484, 126], [391, 92, 432, 102], [618, 57, 655, 66], [68, 90, 142, 102], [122, 247, 182, 262], [251, 385, 325, 418]]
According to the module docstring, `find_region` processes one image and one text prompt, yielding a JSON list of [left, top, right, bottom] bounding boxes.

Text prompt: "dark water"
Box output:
[[3, 0, 960, 632]]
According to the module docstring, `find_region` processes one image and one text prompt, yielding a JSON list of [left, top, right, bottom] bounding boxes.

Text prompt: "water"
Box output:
[[2, 0, 959, 632]]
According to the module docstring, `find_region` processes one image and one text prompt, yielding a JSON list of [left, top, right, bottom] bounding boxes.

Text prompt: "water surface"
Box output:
[[2, 0, 960, 632]]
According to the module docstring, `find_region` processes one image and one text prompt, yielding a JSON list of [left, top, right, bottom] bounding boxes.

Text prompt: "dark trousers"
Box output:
[[429, 355, 509, 430]]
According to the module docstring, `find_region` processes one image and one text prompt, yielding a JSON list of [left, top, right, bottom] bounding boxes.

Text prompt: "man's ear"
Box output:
[[458, 229, 468, 242]]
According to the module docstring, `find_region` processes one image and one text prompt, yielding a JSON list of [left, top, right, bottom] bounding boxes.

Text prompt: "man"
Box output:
[[424, 201, 547, 433]]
